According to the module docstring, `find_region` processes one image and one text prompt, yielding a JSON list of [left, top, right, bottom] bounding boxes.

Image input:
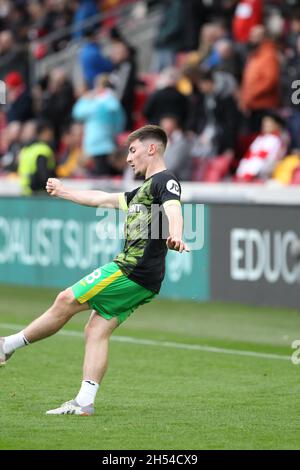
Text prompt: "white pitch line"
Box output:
[[0, 322, 290, 361]]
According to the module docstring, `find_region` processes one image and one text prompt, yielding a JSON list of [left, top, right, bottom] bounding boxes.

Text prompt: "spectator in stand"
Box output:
[[183, 22, 228, 70], [273, 152, 300, 185], [1, 119, 38, 174], [3, 2, 30, 44], [56, 122, 86, 178], [265, 8, 285, 42], [19, 120, 38, 149], [143, 67, 188, 129], [79, 26, 113, 90], [26, 0, 74, 55], [188, 68, 238, 160], [213, 38, 243, 83], [27, 0, 51, 40], [4, 71, 33, 124], [211, 1, 239, 31], [0, 30, 29, 84], [18, 121, 56, 195], [151, 0, 183, 72], [43, 0, 74, 51], [287, 8, 300, 50], [109, 35, 137, 130], [232, 0, 263, 44], [37, 67, 75, 145], [181, 0, 211, 52], [236, 112, 288, 182], [159, 114, 192, 181], [72, 0, 99, 40], [240, 25, 280, 132], [0, 121, 22, 173], [181, 37, 241, 96], [72, 74, 125, 176], [108, 147, 128, 178]]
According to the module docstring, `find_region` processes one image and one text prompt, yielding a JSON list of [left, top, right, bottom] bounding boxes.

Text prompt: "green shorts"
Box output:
[[71, 262, 156, 325]]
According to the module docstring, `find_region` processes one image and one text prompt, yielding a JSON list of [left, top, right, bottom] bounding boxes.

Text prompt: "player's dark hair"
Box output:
[[127, 125, 168, 150]]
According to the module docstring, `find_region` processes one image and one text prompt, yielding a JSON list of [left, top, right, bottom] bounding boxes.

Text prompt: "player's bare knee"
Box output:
[[84, 322, 103, 341], [55, 288, 75, 309], [84, 321, 112, 342]]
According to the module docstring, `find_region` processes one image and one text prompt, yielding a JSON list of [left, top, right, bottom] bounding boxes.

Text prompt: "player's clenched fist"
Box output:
[[166, 236, 190, 253], [46, 178, 63, 197]]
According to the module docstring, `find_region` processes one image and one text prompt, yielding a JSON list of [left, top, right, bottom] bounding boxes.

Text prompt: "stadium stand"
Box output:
[[1, 0, 300, 189]]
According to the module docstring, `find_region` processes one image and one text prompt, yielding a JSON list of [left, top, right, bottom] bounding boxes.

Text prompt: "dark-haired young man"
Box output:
[[0, 125, 189, 415]]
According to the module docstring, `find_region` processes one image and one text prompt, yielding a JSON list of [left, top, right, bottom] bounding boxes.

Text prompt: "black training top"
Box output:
[[114, 170, 181, 293]]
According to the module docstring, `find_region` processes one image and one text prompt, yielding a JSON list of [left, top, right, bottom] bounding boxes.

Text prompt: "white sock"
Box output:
[[3, 331, 29, 355], [75, 380, 99, 406]]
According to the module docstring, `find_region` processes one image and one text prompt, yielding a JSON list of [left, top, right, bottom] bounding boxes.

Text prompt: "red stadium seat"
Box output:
[[191, 158, 208, 182], [291, 166, 300, 184], [192, 154, 234, 182], [206, 154, 234, 182]]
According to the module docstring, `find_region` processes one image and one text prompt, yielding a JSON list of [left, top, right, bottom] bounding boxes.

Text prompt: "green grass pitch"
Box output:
[[0, 284, 300, 450]]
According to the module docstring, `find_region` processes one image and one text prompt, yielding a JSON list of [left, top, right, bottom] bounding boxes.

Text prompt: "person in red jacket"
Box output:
[[233, 0, 263, 43]]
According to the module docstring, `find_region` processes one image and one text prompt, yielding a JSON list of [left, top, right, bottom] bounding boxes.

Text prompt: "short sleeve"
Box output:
[[119, 187, 140, 211], [152, 172, 181, 207]]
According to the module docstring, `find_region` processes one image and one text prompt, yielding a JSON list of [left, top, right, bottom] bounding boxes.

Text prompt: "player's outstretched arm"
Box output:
[[164, 204, 190, 253], [46, 178, 121, 209]]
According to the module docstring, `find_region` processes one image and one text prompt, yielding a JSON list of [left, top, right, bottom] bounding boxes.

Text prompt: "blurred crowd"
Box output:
[[2, 0, 300, 194]]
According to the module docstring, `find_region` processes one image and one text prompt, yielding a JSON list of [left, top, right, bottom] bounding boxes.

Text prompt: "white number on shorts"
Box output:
[[85, 269, 102, 285]]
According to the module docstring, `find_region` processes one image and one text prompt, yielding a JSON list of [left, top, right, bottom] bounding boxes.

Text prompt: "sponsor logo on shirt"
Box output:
[[128, 204, 145, 214], [166, 180, 180, 196]]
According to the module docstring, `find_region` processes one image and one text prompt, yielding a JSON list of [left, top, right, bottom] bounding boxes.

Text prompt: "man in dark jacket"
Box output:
[[38, 68, 75, 144], [109, 38, 137, 130], [0, 30, 30, 85], [143, 67, 188, 129], [4, 71, 32, 124], [188, 68, 239, 157]]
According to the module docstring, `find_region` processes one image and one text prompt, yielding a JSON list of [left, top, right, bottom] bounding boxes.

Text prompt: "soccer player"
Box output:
[[0, 125, 189, 416]]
